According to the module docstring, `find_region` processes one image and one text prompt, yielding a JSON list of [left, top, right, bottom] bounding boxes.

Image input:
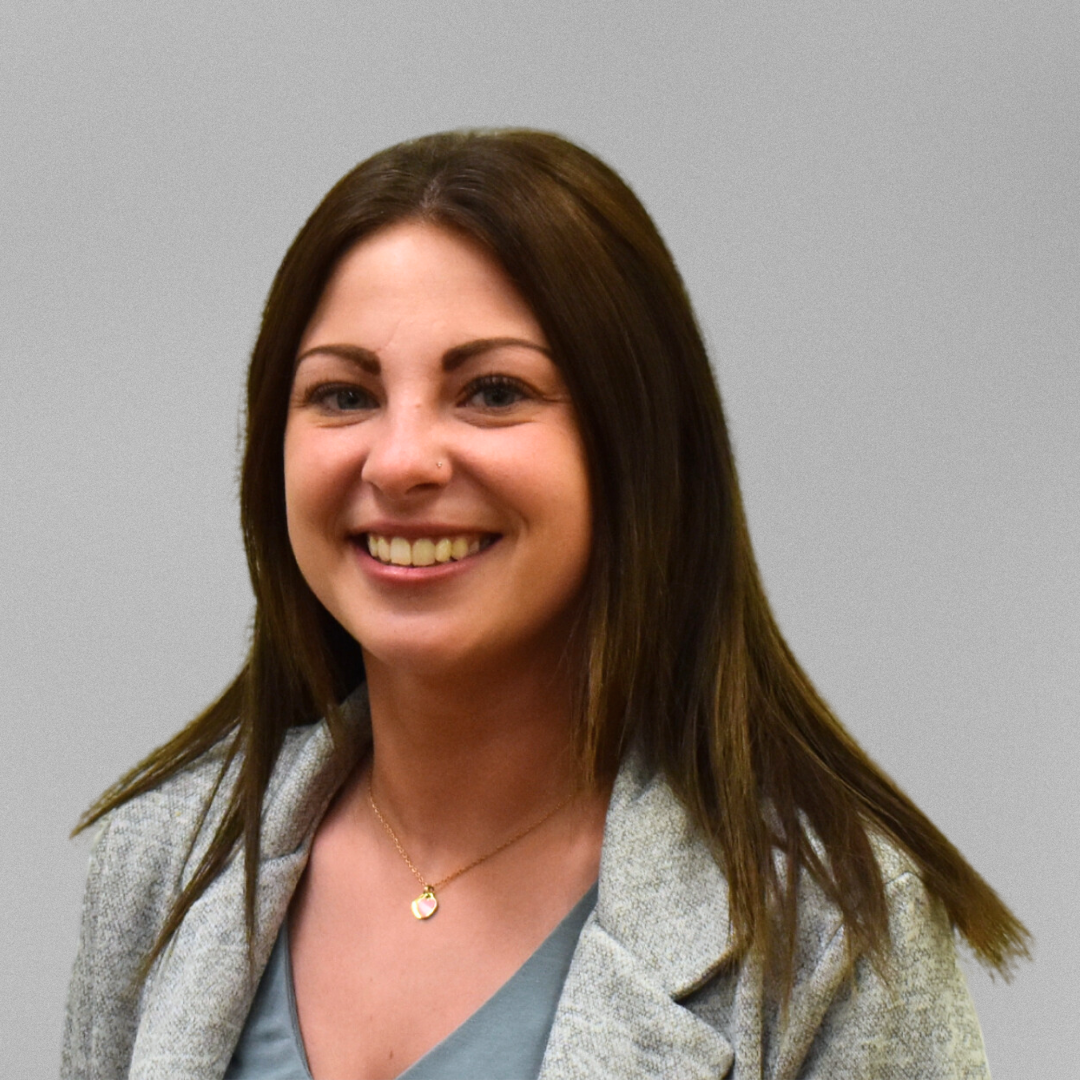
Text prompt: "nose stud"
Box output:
[[436, 460, 444, 469]]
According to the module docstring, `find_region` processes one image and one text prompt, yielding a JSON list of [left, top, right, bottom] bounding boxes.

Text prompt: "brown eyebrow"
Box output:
[[441, 337, 552, 371], [294, 343, 380, 373], [294, 337, 551, 375]]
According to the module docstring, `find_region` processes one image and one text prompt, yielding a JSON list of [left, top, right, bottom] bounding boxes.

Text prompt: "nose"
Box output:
[[360, 401, 449, 501]]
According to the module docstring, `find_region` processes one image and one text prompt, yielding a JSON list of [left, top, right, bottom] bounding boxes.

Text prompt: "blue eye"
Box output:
[[464, 376, 530, 409], [308, 384, 375, 412], [331, 388, 367, 410]]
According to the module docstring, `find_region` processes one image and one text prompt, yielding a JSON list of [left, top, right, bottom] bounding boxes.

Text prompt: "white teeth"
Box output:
[[366, 534, 492, 567], [412, 539, 436, 566]]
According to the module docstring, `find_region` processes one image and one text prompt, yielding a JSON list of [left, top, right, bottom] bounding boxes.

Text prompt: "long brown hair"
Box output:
[[77, 128, 1030, 992]]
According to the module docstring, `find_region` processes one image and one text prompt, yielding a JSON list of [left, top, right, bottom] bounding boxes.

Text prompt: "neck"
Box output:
[[359, 648, 588, 859]]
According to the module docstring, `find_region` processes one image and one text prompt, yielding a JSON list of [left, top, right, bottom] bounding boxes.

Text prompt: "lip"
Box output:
[[355, 522, 500, 542]]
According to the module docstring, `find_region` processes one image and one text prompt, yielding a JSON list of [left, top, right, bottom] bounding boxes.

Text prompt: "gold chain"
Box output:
[[366, 775, 574, 917]]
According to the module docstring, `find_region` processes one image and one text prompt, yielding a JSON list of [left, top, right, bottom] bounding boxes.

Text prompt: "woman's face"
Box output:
[[284, 221, 592, 678]]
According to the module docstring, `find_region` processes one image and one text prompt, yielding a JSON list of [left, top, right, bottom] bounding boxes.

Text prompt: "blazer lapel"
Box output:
[[127, 692, 370, 1080], [540, 753, 736, 1080], [122, 697, 730, 1080]]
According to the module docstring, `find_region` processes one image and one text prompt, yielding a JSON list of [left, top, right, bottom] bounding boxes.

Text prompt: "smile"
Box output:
[[364, 533, 498, 567]]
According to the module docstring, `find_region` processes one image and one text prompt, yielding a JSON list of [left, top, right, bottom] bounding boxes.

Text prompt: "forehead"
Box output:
[[299, 221, 547, 358]]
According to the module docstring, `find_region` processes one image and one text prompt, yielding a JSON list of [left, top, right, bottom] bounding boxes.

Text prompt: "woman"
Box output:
[[63, 129, 1029, 1079]]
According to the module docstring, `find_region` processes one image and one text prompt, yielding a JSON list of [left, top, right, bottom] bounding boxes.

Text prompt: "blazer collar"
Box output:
[[539, 750, 737, 1079], [129, 694, 735, 1079], [128, 689, 371, 1080]]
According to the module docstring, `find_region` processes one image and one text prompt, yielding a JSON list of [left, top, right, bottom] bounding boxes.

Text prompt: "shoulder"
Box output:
[[601, 767, 990, 1078], [78, 745, 228, 957], [790, 829, 924, 963], [89, 720, 330, 904], [769, 822, 958, 991], [62, 720, 335, 1078], [72, 720, 338, 978], [98, 742, 233, 870], [768, 834, 990, 1079], [61, 740, 234, 1079]]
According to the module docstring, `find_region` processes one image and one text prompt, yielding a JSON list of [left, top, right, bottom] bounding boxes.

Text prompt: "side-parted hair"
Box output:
[[78, 128, 1029, 994]]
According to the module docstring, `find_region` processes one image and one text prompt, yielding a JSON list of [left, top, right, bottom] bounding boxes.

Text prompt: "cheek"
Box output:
[[562, 485, 593, 589], [283, 429, 314, 539], [283, 426, 350, 560], [527, 442, 592, 576], [550, 464, 591, 548], [555, 433, 592, 544], [486, 433, 591, 536], [560, 446, 594, 593], [283, 451, 320, 595]]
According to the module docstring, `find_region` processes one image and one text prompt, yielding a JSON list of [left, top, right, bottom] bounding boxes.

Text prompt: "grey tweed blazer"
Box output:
[[62, 691, 991, 1079]]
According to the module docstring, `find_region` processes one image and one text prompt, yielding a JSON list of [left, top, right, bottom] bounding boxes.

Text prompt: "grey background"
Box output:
[[2, 1, 1076, 1076]]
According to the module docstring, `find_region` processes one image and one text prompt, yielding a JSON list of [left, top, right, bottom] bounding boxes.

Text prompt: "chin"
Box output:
[[359, 620, 572, 684], [356, 626, 501, 677]]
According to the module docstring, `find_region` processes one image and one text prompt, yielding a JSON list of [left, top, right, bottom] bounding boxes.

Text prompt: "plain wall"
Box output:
[[2, 1, 1076, 1076]]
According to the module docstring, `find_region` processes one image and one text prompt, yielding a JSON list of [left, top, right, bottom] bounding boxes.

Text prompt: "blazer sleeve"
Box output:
[[781, 870, 991, 1080], [62, 816, 108, 1079], [61, 814, 146, 1080]]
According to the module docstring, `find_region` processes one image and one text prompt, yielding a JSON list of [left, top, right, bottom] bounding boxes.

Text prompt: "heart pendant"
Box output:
[[411, 889, 438, 920]]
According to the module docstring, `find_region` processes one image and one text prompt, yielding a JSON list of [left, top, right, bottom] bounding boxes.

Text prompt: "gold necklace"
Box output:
[[366, 777, 575, 920]]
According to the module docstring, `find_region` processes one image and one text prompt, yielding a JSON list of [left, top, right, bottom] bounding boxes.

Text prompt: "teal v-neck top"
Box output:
[[225, 883, 597, 1080]]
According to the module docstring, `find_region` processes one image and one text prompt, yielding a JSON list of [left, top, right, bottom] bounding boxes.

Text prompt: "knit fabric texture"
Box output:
[[62, 690, 991, 1079]]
